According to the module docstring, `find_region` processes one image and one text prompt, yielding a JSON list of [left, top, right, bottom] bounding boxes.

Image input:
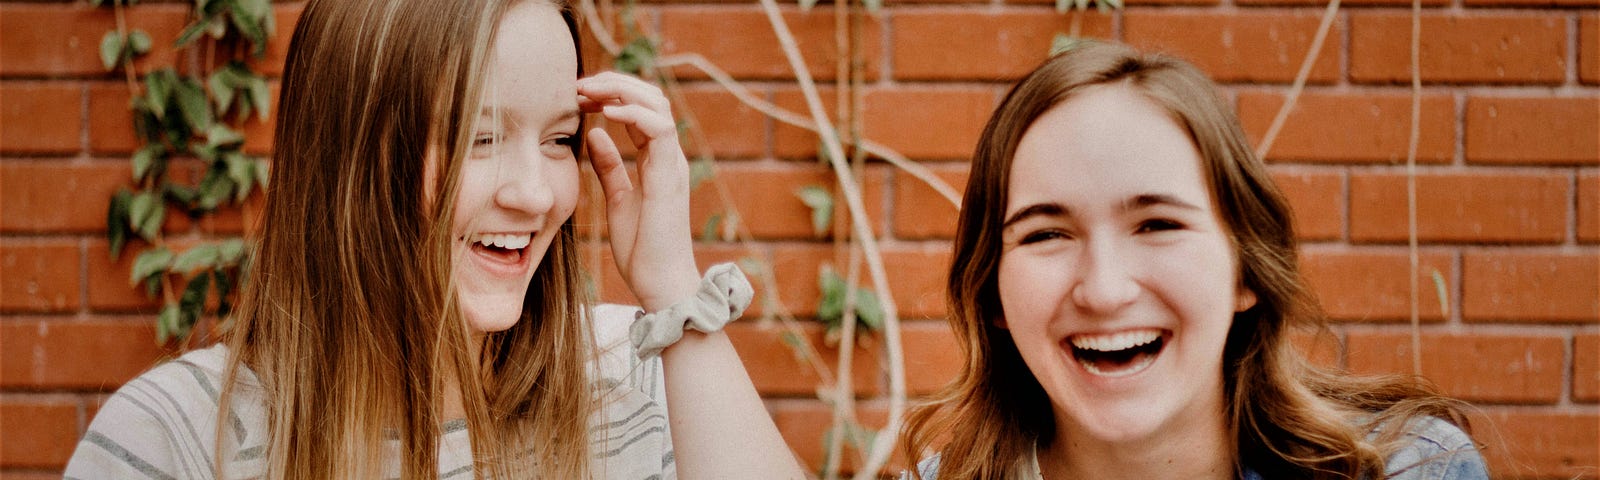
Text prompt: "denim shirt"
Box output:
[[908, 416, 1488, 480]]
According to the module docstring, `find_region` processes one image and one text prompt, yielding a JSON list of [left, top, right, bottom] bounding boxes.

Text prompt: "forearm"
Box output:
[[661, 329, 804, 479]]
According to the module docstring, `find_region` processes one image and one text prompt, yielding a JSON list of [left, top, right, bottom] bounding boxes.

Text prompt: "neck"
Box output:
[[1038, 406, 1235, 480], [441, 332, 487, 421]]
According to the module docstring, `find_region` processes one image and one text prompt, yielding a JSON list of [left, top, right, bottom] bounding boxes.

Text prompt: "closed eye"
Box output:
[[473, 133, 499, 148], [554, 135, 581, 149], [1136, 218, 1184, 233], [1018, 229, 1071, 245]]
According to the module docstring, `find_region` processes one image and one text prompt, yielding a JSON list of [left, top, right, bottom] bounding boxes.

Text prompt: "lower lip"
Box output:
[[467, 240, 534, 277], [1061, 334, 1167, 382]]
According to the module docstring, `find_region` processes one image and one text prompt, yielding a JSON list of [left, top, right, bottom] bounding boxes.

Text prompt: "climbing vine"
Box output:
[[95, 0, 275, 345]]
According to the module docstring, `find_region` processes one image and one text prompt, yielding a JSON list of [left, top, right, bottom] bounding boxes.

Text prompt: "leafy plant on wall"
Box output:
[[95, 0, 275, 344]]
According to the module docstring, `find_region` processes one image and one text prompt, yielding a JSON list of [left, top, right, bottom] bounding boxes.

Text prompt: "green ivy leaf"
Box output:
[[129, 246, 174, 286], [171, 244, 221, 274], [208, 69, 237, 114], [156, 302, 180, 344], [131, 144, 164, 182], [232, 0, 273, 55], [613, 36, 657, 76], [799, 0, 818, 11], [99, 31, 124, 70], [206, 124, 244, 148], [142, 70, 175, 120], [246, 76, 270, 122], [224, 153, 254, 201], [817, 267, 846, 323], [253, 158, 270, 188], [107, 188, 133, 259], [175, 19, 210, 47], [218, 238, 246, 265], [127, 29, 153, 55], [174, 78, 213, 131], [178, 271, 211, 336], [699, 213, 722, 242], [689, 156, 714, 191], [212, 266, 235, 317], [129, 191, 165, 241], [795, 185, 833, 236], [197, 170, 235, 210], [164, 183, 198, 206]]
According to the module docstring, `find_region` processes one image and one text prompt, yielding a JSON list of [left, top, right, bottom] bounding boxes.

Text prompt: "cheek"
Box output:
[[995, 253, 1061, 330], [551, 161, 580, 219]]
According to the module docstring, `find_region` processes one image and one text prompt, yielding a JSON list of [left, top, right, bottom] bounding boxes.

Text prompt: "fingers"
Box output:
[[577, 72, 671, 115], [585, 127, 634, 202]]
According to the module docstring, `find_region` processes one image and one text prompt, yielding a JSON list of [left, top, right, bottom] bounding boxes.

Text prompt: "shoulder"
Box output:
[[64, 344, 247, 479], [1375, 416, 1488, 480], [588, 304, 676, 477], [904, 454, 941, 480]]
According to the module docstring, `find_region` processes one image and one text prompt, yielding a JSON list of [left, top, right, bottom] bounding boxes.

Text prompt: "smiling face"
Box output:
[[450, 1, 581, 333], [996, 84, 1256, 446]]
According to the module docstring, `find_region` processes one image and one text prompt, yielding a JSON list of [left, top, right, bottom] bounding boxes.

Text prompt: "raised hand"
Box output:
[[578, 72, 701, 312]]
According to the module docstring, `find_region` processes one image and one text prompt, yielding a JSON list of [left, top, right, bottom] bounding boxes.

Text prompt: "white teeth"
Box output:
[[1079, 353, 1159, 378], [1069, 329, 1161, 352], [469, 233, 532, 250]]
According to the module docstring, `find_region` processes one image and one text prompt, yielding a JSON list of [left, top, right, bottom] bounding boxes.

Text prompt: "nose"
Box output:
[[1069, 238, 1139, 314], [492, 148, 556, 216]]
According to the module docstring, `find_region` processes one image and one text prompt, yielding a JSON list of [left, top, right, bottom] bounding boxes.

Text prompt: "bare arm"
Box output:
[[578, 71, 804, 479]]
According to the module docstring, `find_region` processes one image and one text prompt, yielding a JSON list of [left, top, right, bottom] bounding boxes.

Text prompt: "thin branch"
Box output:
[[653, 53, 963, 208], [1406, 0, 1423, 377], [750, 1, 907, 478], [1252, 0, 1342, 160]]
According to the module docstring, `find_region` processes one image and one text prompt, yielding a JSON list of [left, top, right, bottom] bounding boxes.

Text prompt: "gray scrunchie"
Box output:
[[628, 262, 754, 359]]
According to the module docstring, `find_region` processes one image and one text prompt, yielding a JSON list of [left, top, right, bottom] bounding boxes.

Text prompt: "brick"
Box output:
[[1235, 0, 1445, 7], [0, 472, 69, 480], [727, 321, 881, 396], [891, 164, 966, 240], [770, 400, 904, 474], [1239, 92, 1455, 164], [767, 84, 847, 160], [891, 8, 1114, 80], [1465, 96, 1600, 165], [1, 83, 82, 154], [879, 244, 951, 319], [769, 244, 837, 318], [774, 86, 997, 161], [89, 82, 279, 155], [0, 161, 134, 233], [1124, 11, 1341, 84], [1288, 327, 1342, 369], [1268, 169, 1343, 241], [85, 239, 161, 312], [1463, 0, 1598, 8], [1461, 251, 1599, 323], [0, 318, 172, 390], [0, 3, 190, 77], [1349, 13, 1567, 85], [674, 84, 770, 159], [1584, 15, 1599, 85], [1577, 334, 1599, 402], [1348, 172, 1568, 244], [1345, 332, 1564, 403], [1471, 410, 1599, 479], [1300, 249, 1452, 322], [902, 320, 963, 395], [1582, 173, 1599, 243], [655, 5, 883, 81], [0, 397, 79, 469], [863, 87, 997, 160], [688, 162, 887, 240], [0, 239, 81, 314]]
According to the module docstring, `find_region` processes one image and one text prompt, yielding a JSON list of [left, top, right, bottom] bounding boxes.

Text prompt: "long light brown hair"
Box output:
[[215, 0, 593, 477], [901, 41, 1471, 480]]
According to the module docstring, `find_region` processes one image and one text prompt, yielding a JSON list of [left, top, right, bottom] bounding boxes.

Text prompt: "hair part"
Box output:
[[901, 41, 1472, 480], [216, 0, 594, 478]]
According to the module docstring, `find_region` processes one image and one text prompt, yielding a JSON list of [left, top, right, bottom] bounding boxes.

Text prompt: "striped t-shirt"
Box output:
[[63, 304, 676, 479]]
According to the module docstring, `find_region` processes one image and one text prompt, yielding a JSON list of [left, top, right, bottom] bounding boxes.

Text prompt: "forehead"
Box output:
[[483, 2, 577, 109], [1005, 85, 1211, 212]]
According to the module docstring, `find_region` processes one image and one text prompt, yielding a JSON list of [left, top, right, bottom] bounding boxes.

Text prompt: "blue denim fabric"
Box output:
[[908, 416, 1487, 480]]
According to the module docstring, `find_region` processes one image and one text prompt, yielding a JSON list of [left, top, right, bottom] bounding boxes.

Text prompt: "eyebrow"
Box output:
[[476, 108, 582, 129], [1000, 193, 1203, 231]]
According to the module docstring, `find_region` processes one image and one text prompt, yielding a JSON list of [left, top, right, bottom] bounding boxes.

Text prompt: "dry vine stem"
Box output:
[[751, 0, 909, 477]]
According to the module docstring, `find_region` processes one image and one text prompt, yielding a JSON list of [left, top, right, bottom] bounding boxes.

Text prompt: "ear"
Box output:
[[1235, 286, 1258, 313]]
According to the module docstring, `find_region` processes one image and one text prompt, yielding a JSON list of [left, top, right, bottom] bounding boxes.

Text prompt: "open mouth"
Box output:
[[465, 232, 534, 265], [1066, 328, 1166, 378]]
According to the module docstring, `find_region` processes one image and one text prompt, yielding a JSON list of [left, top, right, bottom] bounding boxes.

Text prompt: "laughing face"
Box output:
[[996, 84, 1256, 445], [450, 2, 580, 333]]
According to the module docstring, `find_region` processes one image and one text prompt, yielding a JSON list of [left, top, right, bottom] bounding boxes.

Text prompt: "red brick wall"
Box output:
[[2, 0, 1596, 478]]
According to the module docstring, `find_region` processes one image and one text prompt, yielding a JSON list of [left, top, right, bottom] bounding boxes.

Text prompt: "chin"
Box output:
[[461, 297, 526, 333]]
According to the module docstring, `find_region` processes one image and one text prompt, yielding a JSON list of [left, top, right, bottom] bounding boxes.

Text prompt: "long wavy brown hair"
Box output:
[[214, 0, 594, 477], [901, 41, 1472, 480]]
